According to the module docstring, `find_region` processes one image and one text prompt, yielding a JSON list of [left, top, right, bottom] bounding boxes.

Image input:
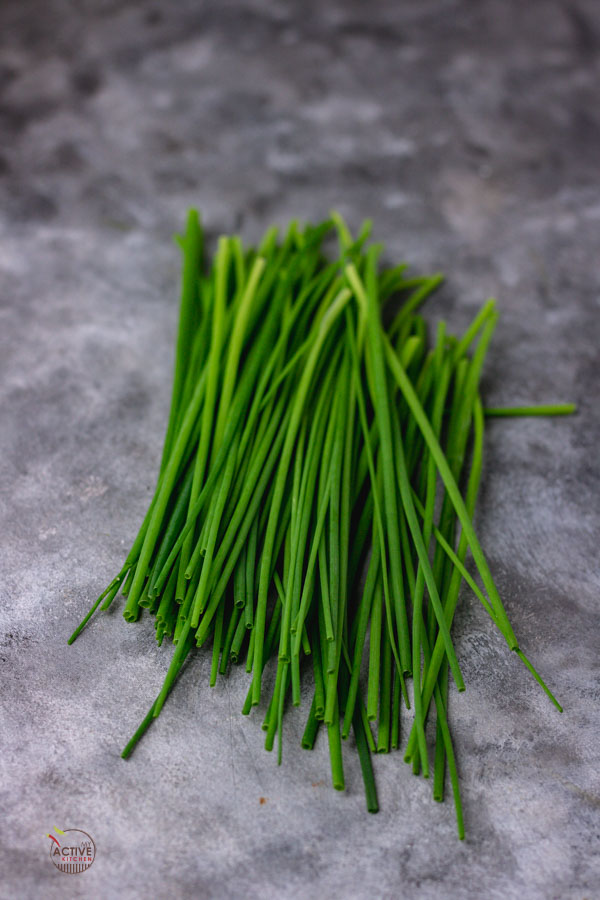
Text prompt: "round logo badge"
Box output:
[[48, 829, 96, 874]]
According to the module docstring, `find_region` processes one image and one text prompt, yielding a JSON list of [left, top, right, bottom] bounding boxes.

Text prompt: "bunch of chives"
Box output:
[[69, 210, 574, 837]]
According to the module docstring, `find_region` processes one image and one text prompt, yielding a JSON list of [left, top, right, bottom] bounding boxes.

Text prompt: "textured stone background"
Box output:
[[1, 1, 599, 898]]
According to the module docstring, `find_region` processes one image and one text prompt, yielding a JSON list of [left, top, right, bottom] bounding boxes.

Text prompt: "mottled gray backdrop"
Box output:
[[1, 1, 599, 898]]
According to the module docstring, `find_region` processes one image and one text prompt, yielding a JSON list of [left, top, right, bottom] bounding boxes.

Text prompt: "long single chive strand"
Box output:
[[121, 630, 194, 758], [67, 576, 123, 644], [484, 403, 576, 417]]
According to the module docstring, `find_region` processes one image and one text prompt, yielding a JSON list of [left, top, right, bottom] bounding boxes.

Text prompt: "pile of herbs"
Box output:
[[70, 211, 572, 837]]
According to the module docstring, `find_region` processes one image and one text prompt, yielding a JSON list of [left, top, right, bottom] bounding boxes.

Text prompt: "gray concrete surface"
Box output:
[[1, 1, 599, 898]]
